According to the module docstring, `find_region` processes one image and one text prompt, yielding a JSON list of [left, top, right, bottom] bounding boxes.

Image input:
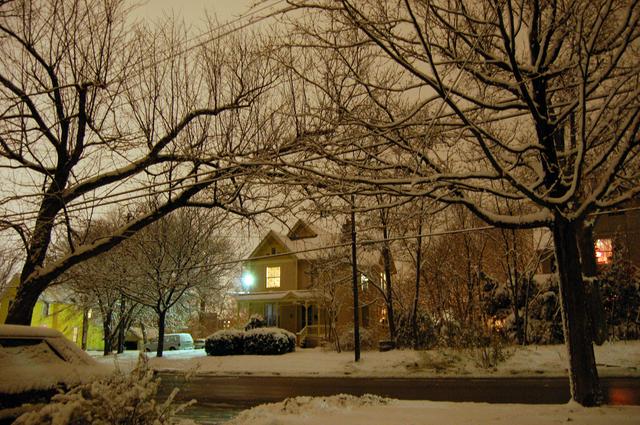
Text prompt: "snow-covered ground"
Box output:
[[91, 340, 640, 378], [90, 342, 640, 425], [225, 395, 640, 425]]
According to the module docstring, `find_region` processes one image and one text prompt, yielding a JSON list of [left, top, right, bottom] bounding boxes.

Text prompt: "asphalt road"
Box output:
[[157, 374, 640, 406]]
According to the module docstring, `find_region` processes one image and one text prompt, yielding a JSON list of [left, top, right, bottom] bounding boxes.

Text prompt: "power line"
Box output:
[[80, 204, 640, 278]]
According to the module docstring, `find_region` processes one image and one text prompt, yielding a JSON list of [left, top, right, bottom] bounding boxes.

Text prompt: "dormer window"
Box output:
[[271, 247, 276, 255]]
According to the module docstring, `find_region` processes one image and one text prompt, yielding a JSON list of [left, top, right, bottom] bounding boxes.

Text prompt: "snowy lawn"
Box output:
[[224, 394, 640, 425], [91, 340, 640, 378]]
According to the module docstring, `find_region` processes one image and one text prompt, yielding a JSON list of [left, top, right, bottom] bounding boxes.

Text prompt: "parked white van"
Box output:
[[144, 333, 194, 352]]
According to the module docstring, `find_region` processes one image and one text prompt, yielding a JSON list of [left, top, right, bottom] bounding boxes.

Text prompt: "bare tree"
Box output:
[[283, 0, 640, 405], [63, 215, 143, 355], [0, 242, 20, 294], [120, 207, 231, 357], [0, 0, 282, 324]]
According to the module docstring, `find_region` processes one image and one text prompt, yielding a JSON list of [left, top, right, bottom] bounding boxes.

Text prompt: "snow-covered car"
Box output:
[[194, 338, 206, 349], [0, 324, 111, 423]]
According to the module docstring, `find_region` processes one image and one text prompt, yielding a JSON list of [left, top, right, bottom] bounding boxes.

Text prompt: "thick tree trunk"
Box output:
[[576, 219, 607, 345], [552, 217, 601, 406], [5, 276, 49, 325]]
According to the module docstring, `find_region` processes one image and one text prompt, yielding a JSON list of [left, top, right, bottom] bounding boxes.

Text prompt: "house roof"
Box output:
[[247, 226, 339, 261], [245, 219, 397, 270]]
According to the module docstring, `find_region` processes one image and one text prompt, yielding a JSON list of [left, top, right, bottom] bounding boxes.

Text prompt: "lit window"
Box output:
[[72, 327, 79, 343], [594, 239, 613, 265], [379, 307, 387, 324], [380, 272, 386, 291], [360, 274, 369, 291], [266, 266, 281, 288]]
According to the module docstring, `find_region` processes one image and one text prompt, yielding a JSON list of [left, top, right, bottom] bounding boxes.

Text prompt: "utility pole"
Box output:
[[350, 193, 361, 362]]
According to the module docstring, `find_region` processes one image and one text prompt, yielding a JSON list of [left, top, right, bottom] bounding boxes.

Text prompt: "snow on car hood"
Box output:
[[0, 333, 111, 394]]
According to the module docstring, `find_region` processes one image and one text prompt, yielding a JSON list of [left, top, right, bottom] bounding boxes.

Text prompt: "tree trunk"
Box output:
[[412, 218, 423, 349], [5, 276, 49, 325], [552, 217, 601, 406], [381, 239, 396, 342], [81, 308, 89, 350], [116, 298, 127, 354], [576, 218, 607, 345], [102, 312, 113, 356], [350, 196, 360, 362], [157, 309, 166, 358]]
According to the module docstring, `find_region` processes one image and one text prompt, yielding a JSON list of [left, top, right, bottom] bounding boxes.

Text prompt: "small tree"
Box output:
[[121, 207, 232, 357]]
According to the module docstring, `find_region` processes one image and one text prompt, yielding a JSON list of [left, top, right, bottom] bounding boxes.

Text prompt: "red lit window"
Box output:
[[594, 239, 613, 265]]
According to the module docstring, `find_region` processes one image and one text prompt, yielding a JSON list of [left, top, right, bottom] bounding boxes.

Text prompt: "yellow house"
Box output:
[[235, 220, 385, 346], [0, 279, 104, 350]]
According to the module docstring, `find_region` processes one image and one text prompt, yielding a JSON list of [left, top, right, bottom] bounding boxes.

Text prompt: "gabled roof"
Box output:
[[287, 219, 319, 240], [247, 221, 337, 261]]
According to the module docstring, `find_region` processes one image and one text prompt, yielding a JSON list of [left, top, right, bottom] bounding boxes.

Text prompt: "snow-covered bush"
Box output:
[[338, 327, 376, 351], [244, 314, 267, 331], [243, 327, 296, 355], [205, 327, 296, 356], [14, 356, 195, 425], [205, 329, 244, 356]]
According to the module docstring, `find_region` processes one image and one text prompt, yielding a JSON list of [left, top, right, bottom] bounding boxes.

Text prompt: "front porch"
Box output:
[[234, 290, 329, 347]]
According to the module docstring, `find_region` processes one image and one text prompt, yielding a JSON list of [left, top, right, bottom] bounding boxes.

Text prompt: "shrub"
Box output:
[[338, 327, 376, 351], [244, 314, 267, 331], [243, 327, 296, 355], [205, 327, 296, 356], [205, 329, 244, 356], [14, 356, 194, 425], [394, 312, 437, 349]]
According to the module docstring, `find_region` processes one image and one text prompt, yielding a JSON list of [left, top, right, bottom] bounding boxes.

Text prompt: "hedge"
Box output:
[[205, 327, 296, 356]]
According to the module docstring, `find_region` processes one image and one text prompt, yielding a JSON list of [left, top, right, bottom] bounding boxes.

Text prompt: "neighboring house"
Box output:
[[0, 278, 104, 350], [538, 201, 640, 273], [234, 220, 387, 346]]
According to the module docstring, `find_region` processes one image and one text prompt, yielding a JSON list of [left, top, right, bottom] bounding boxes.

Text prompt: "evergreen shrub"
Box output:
[[205, 327, 296, 356], [243, 327, 296, 355], [204, 329, 244, 356], [244, 314, 267, 331]]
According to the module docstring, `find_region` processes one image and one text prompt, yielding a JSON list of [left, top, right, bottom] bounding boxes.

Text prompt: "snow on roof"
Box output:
[[233, 290, 320, 302]]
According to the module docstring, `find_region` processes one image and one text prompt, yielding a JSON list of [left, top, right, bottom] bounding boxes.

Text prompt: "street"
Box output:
[[157, 374, 640, 406]]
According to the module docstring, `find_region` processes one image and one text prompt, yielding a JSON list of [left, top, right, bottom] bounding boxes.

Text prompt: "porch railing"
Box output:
[[296, 324, 328, 340]]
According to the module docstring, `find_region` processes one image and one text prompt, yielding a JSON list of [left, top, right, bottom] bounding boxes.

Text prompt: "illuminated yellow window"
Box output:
[[266, 266, 281, 288], [594, 239, 613, 265]]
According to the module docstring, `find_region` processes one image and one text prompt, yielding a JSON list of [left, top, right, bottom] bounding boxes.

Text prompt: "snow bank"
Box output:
[[225, 395, 640, 425]]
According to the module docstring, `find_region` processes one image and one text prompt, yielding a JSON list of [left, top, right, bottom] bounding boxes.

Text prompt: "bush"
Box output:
[[205, 327, 296, 356], [14, 356, 194, 425], [244, 314, 267, 331], [338, 327, 376, 351], [205, 329, 244, 356], [394, 312, 437, 349], [244, 327, 296, 355]]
